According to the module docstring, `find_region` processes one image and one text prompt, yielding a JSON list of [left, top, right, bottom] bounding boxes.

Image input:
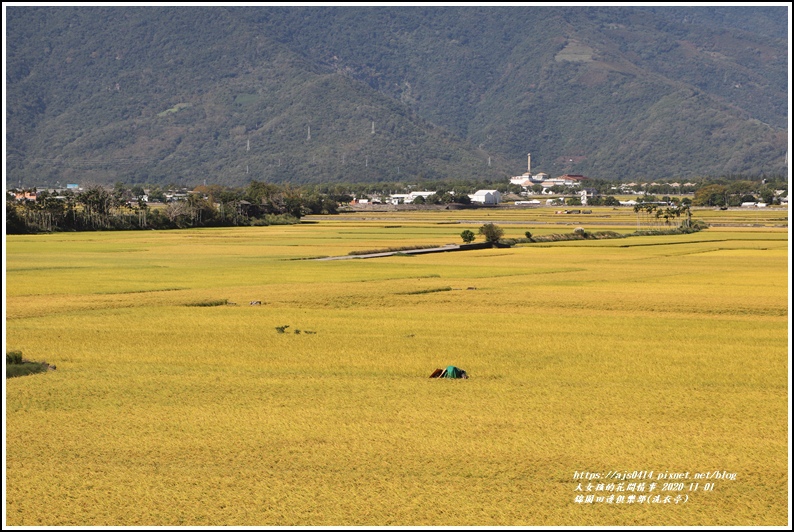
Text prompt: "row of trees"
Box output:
[[5, 181, 340, 234], [410, 191, 472, 205], [691, 182, 783, 207], [633, 203, 692, 229]]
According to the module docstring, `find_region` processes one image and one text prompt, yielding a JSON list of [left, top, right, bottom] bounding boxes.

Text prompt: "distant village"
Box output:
[[502, 152, 703, 208], [7, 151, 788, 210], [343, 153, 785, 208]]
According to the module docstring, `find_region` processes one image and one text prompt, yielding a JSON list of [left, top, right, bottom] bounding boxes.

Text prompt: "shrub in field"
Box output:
[[460, 229, 476, 243], [7, 363, 49, 379], [691, 220, 709, 230], [184, 299, 228, 307], [589, 231, 625, 239], [399, 287, 453, 295], [6, 351, 52, 379]]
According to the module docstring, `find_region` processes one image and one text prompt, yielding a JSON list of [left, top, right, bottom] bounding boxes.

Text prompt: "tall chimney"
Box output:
[[527, 153, 531, 174]]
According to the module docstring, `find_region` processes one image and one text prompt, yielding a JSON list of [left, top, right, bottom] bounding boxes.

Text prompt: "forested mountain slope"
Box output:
[[5, 6, 788, 187]]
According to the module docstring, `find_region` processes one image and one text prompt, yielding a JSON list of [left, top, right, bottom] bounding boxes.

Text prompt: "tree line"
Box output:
[[5, 181, 339, 234]]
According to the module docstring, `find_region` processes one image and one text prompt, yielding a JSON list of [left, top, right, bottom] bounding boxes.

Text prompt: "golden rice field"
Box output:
[[4, 206, 789, 526]]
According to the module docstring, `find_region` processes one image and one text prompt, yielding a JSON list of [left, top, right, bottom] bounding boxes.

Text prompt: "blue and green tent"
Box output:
[[429, 366, 468, 379]]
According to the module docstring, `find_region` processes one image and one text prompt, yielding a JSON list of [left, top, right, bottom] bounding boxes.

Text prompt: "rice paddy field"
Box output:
[[4, 206, 790, 526]]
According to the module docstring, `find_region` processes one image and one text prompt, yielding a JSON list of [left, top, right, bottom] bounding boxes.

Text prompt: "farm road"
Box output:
[[315, 244, 462, 260]]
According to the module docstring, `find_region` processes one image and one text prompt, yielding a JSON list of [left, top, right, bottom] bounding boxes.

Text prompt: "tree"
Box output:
[[693, 184, 727, 206], [758, 186, 775, 204], [740, 194, 757, 203], [424, 193, 443, 205], [5, 201, 26, 233], [478, 223, 504, 244], [726, 181, 755, 196], [165, 201, 190, 225], [148, 186, 167, 203], [246, 180, 281, 204], [587, 196, 604, 206], [78, 185, 115, 216], [460, 229, 475, 243]]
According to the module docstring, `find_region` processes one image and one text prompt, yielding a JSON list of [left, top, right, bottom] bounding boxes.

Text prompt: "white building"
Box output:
[[469, 190, 502, 205], [388, 191, 436, 204], [512, 171, 586, 193], [510, 174, 533, 186], [539, 175, 589, 189], [389, 194, 410, 205], [510, 172, 549, 187]]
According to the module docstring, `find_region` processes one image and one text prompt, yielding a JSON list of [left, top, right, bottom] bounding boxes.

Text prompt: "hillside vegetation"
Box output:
[[5, 6, 788, 187]]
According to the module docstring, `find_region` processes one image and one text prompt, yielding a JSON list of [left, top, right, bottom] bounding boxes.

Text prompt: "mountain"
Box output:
[[5, 6, 789, 187]]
